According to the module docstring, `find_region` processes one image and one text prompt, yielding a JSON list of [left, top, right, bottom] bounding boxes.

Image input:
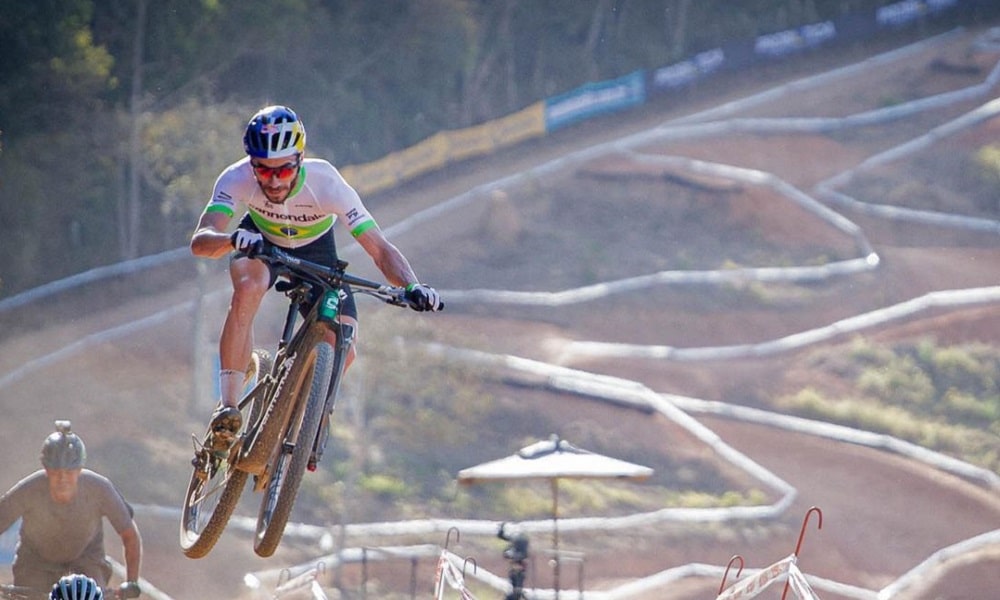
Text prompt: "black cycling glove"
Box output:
[[404, 283, 443, 312]]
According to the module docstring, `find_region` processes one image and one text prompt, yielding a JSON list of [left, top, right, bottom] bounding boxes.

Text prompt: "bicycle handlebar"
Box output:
[[255, 245, 412, 308]]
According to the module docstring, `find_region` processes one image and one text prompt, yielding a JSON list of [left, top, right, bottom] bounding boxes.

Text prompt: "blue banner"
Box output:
[[652, 48, 725, 91], [545, 71, 646, 131]]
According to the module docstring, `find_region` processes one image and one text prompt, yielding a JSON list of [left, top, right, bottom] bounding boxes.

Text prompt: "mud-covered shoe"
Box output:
[[208, 405, 242, 458]]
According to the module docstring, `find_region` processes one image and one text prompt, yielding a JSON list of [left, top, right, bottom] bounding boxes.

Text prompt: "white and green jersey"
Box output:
[[205, 157, 378, 248]]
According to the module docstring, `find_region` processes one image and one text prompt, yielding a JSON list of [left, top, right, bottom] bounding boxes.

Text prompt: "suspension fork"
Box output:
[[308, 319, 355, 471]]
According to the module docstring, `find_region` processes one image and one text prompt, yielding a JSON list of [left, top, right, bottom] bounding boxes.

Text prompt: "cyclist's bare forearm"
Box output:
[[190, 212, 234, 259], [122, 524, 142, 586], [191, 231, 234, 258], [356, 229, 419, 288]]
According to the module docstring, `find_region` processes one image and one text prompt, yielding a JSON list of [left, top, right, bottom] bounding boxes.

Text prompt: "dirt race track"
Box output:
[[1, 23, 999, 600]]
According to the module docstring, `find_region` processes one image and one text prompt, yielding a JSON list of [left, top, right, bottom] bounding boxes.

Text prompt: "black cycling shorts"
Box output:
[[233, 213, 358, 321]]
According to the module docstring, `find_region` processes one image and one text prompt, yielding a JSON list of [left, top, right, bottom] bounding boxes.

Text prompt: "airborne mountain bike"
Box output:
[[180, 244, 428, 558]]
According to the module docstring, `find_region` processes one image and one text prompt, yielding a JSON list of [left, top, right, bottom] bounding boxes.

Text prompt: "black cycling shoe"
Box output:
[[208, 405, 242, 459]]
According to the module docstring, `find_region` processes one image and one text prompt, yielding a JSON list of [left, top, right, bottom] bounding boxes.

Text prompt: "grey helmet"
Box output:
[[50, 573, 104, 600], [41, 420, 86, 470]]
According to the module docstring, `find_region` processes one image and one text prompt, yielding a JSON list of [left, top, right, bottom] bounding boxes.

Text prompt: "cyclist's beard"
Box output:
[[260, 177, 295, 204]]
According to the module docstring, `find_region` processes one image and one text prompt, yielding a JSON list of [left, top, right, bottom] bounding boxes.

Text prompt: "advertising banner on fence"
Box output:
[[343, 102, 545, 195], [754, 20, 837, 57], [545, 70, 646, 131], [341, 0, 972, 197], [444, 121, 498, 162], [395, 131, 450, 182], [490, 101, 546, 149], [652, 48, 726, 91]]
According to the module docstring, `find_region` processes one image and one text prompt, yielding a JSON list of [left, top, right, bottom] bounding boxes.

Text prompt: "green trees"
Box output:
[[0, 0, 114, 137], [0, 0, 988, 294]]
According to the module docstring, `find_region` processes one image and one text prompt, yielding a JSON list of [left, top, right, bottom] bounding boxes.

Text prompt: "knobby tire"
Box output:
[[242, 323, 328, 471], [179, 350, 270, 558], [311, 332, 350, 465], [253, 339, 333, 557]]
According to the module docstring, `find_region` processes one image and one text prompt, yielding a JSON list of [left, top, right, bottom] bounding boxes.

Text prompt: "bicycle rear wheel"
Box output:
[[179, 350, 270, 558], [253, 340, 333, 557]]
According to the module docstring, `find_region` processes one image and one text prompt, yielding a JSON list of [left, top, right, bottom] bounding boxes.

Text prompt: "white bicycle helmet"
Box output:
[[50, 574, 103, 600]]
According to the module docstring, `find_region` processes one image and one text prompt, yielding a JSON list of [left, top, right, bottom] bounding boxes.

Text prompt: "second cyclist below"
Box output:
[[0, 422, 142, 598]]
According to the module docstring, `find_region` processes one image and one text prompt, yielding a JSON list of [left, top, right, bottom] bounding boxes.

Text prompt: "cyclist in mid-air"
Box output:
[[189, 105, 442, 449], [0, 423, 142, 598]]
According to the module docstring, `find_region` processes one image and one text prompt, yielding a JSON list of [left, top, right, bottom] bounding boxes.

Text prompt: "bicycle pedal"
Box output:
[[209, 430, 237, 456]]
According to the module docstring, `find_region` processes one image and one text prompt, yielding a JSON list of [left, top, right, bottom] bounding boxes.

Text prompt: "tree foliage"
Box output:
[[0, 0, 991, 294]]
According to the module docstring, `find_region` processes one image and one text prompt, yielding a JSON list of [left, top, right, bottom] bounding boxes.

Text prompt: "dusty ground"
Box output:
[[0, 22, 998, 600]]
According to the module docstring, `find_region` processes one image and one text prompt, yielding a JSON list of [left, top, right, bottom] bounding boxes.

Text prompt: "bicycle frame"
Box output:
[[241, 249, 379, 478], [180, 244, 413, 559]]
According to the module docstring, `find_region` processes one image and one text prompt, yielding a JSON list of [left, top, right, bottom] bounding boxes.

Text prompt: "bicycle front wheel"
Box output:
[[254, 340, 333, 557], [179, 350, 269, 558], [179, 453, 248, 558]]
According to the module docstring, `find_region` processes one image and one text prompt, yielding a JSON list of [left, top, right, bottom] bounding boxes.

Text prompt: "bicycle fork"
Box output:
[[308, 321, 355, 471]]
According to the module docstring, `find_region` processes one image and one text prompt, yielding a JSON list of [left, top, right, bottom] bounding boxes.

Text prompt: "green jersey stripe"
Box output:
[[249, 212, 335, 239]]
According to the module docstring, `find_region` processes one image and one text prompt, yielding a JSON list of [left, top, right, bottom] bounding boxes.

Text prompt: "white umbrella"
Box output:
[[457, 435, 653, 597]]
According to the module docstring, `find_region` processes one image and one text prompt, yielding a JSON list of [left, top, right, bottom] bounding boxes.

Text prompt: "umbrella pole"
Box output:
[[552, 478, 560, 599]]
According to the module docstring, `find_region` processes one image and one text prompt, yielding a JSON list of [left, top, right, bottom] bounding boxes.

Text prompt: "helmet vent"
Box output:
[[243, 106, 305, 158]]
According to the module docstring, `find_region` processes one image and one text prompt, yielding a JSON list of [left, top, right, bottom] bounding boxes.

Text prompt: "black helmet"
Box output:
[[50, 574, 103, 600], [41, 420, 86, 470]]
